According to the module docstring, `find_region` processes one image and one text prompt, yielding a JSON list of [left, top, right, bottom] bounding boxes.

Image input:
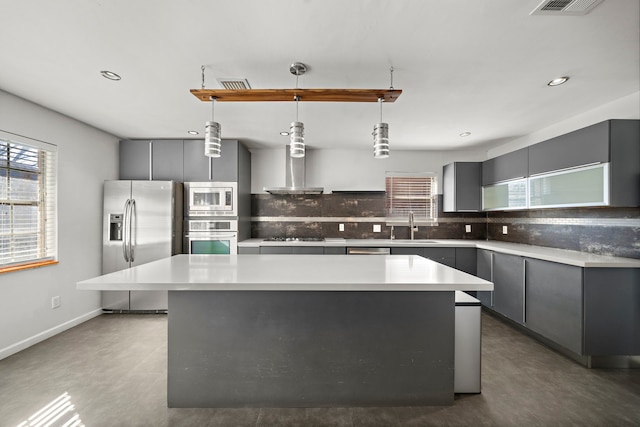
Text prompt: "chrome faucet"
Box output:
[[409, 211, 416, 240]]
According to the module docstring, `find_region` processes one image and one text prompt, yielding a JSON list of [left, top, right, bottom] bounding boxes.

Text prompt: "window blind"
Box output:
[[385, 172, 438, 222], [0, 136, 57, 266]]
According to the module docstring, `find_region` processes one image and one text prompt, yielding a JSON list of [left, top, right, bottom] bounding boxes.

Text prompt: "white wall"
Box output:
[[487, 91, 640, 158], [251, 147, 487, 193], [0, 90, 119, 359]]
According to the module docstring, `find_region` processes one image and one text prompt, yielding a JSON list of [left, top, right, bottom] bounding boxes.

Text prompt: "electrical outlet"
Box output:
[[465, 224, 471, 233], [373, 224, 381, 233], [51, 296, 60, 309], [502, 225, 508, 235], [339, 223, 344, 232]]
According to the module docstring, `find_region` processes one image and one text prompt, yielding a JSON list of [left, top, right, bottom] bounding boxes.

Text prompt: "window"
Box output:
[[0, 132, 57, 270], [385, 172, 438, 223]]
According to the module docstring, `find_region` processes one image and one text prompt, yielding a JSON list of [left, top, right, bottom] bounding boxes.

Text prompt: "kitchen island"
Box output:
[[78, 254, 492, 407]]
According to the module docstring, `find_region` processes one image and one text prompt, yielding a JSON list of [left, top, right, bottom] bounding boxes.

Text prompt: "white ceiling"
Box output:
[[0, 0, 638, 151]]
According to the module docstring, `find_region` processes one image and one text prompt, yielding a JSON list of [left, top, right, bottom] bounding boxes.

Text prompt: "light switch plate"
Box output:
[[339, 223, 344, 232], [465, 225, 471, 233], [373, 224, 381, 233], [502, 225, 508, 235]]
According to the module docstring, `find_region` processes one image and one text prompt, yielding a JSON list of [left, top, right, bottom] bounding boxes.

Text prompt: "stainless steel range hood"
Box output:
[[264, 146, 324, 195]]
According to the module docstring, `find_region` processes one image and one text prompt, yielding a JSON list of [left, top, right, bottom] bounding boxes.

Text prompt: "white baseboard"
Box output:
[[0, 308, 103, 361]]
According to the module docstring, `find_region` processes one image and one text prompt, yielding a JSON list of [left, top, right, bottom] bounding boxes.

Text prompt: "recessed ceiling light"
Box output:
[[459, 132, 471, 137], [280, 131, 290, 136], [187, 130, 199, 135], [100, 70, 121, 81], [547, 76, 569, 86]]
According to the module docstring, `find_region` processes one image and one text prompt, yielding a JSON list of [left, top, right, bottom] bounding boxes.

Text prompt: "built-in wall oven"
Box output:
[[185, 219, 238, 254], [184, 182, 237, 217]]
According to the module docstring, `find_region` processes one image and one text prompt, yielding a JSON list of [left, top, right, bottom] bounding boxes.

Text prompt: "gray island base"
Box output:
[[77, 254, 493, 408], [169, 290, 454, 407]]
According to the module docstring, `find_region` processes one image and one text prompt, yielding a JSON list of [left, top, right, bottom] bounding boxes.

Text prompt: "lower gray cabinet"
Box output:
[[476, 249, 493, 308], [525, 259, 583, 354], [493, 253, 525, 324], [260, 246, 324, 255], [455, 248, 477, 275], [324, 247, 347, 255], [390, 247, 455, 268], [238, 247, 259, 254]]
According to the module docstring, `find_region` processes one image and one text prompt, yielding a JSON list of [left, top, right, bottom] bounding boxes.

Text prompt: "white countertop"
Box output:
[[77, 254, 493, 292], [239, 239, 640, 268]]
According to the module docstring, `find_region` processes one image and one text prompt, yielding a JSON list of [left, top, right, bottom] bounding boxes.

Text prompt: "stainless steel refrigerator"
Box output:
[[102, 180, 183, 312]]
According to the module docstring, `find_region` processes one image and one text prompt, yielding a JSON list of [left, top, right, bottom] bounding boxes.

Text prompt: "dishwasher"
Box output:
[[346, 247, 391, 255]]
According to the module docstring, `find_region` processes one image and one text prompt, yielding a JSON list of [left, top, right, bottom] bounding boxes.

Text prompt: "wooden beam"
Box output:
[[190, 88, 402, 103]]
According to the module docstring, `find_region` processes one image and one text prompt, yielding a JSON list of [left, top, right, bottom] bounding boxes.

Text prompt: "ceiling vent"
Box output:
[[530, 0, 603, 15], [216, 78, 251, 90]]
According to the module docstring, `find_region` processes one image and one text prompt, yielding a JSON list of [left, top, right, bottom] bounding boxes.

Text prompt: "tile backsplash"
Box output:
[[487, 207, 640, 259], [251, 193, 640, 259], [251, 193, 486, 240]]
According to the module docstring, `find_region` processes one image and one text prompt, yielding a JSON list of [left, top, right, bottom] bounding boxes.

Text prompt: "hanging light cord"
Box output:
[[210, 95, 215, 120], [389, 66, 394, 89], [379, 97, 383, 122], [201, 65, 205, 90], [294, 73, 300, 121]]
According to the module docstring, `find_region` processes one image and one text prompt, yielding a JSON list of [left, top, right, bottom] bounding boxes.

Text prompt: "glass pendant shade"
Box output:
[[204, 120, 222, 157], [290, 121, 305, 158], [373, 122, 389, 159]]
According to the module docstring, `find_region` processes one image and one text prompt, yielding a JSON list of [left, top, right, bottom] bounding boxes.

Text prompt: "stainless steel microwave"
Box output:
[[185, 182, 237, 216]]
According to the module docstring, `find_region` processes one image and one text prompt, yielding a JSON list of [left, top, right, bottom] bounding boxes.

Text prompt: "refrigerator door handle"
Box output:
[[129, 198, 137, 263], [122, 199, 131, 262]]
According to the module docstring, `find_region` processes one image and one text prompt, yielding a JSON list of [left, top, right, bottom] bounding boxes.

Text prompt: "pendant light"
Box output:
[[289, 62, 306, 158], [205, 96, 221, 157], [201, 66, 222, 158], [373, 67, 393, 159]]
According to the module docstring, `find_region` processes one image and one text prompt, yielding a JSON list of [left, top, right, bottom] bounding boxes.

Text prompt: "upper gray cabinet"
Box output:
[[528, 119, 639, 207], [119, 139, 251, 187], [119, 140, 152, 180], [443, 162, 481, 212], [528, 121, 610, 175], [152, 140, 184, 181], [211, 139, 240, 182], [182, 140, 211, 182], [482, 148, 528, 186]]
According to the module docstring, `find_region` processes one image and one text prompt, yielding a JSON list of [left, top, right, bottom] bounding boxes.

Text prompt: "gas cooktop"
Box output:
[[263, 237, 325, 242]]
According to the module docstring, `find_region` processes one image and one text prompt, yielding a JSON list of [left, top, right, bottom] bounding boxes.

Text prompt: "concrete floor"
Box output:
[[1, 312, 639, 427]]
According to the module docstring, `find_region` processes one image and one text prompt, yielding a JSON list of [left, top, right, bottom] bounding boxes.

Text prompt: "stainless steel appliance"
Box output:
[[185, 219, 238, 254], [184, 181, 237, 216], [346, 247, 391, 255], [102, 180, 182, 312]]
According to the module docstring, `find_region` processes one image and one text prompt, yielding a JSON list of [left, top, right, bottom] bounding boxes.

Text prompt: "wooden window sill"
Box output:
[[0, 260, 59, 274]]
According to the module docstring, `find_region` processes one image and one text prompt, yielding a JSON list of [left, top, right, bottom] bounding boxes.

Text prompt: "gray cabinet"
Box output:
[[528, 119, 640, 207], [492, 253, 524, 324], [238, 247, 259, 254], [182, 140, 211, 182], [152, 140, 184, 181], [528, 121, 609, 175], [583, 268, 640, 355], [324, 247, 347, 255], [525, 259, 583, 354], [482, 148, 528, 186], [390, 247, 455, 268], [443, 162, 482, 212], [455, 248, 477, 276], [260, 246, 324, 255], [119, 140, 151, 180], [475, 249, 493, 308], [211, 139, 240, 182]]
